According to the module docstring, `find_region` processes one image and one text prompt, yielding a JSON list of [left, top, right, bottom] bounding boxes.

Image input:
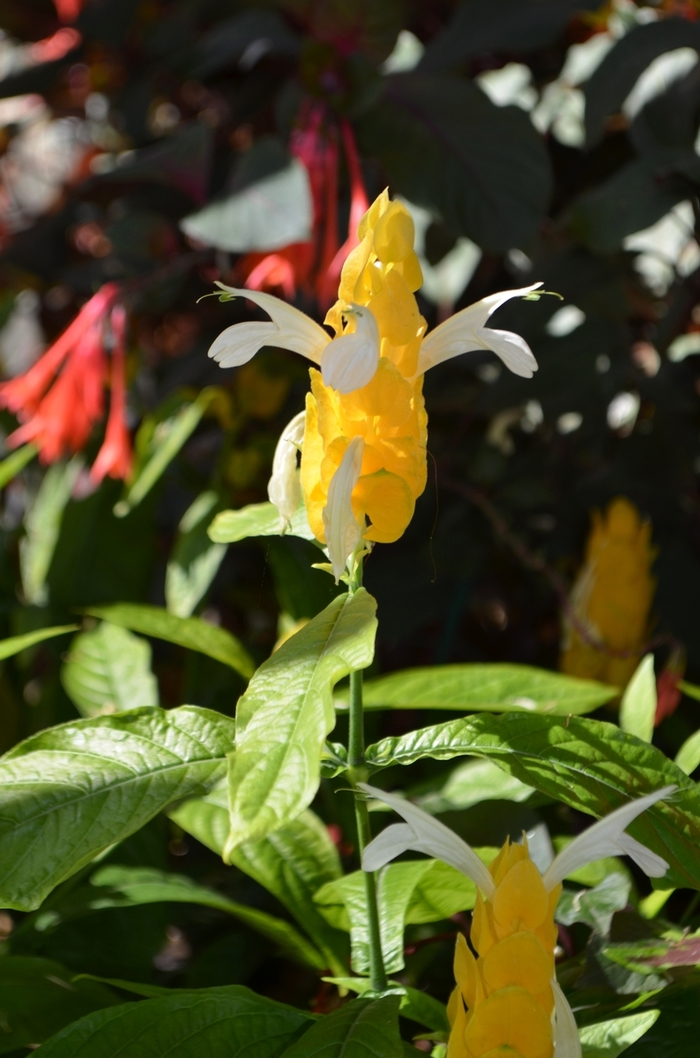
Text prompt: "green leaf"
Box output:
[[675, 729, 700, 776], [0, 442, 36, 488], [584, 19, 700, 145], [208, 501, 316, 544], [357, 74, 551, 252], [604, 930, 700, 974], [353, 663, 615, 715], [84, 865, 326, 970], [314, 860, 476, 974], [86, 603, 254, 679], [171, 788, 349, 975], [0, 624, 77, 662], [114, 389, 218, 518], [165, 491, 227, 618], [180, 153, 312, 252], [620, 655, 656, 744], [61, 622, 159, 718], [620, 972, 700, 1056], [33, 985, 314, 1058], [580, 1010, 660, 1058], [0, 705, 234, 910], [71, 975, 170, 998], [20, 457, 82, 606], [0, 956, 118, 1053], [557, 872, 632, 935], [365, 713, 700, 890], [322, 979, 449, 1033], [280, 997, 403, 1058], [226, 589, 377, 854], [411, 757, 532, 814]]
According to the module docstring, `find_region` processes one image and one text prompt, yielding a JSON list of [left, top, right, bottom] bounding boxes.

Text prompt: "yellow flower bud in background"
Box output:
[[560, 497, 656, 690], [301, 194, 429, 547]]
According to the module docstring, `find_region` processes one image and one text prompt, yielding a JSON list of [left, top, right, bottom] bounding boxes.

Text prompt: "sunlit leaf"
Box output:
[[61, 622, 159, 717], [365, 713, 700, 890], [165, 490, 227, 618], [226, 589, 377, 854], [350, 663, 615, 715], [20, 457, 82, 606], [620, 655, 656, 744], [0, 443, 36, 489], [580, 1010, 660, 1058], [0, 624, 77, 662], [86, 602, 254, 679], [208, 501, 316, 544], [0, 705, 234, 910]]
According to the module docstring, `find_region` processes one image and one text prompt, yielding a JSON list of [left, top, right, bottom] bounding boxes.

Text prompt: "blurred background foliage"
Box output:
[[1, 0, 700, 1037]]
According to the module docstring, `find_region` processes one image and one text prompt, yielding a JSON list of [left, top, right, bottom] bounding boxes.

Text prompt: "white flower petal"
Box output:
[[359, 782, 495, 898], [321, 305, 380, 393], [208, 321, 278, 367], [213, 285, 330, 364], [552, 979, 582, 1058], [479, 326, 539, 378], [543, 785, 676, 890], [322, 436, 364, 582], [267, 410, 306, 530], [362, 822, 417, 871], [417, 282, 542, 374]]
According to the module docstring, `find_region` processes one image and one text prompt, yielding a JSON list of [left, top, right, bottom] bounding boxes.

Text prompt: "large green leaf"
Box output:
[[20, 457, 82, 606], [226, 589, 377, 854], [412, 757, 533, 814], [208, 501, 316, 544], [86, 603, 254, 679], [580, 1011, 660, 1058], [365, 713, 700, 890], [352, 663, 615, 715], [675, 729, 700, 776], [180, 157, 312, 252], [357, 73, 551, 252], [83, 865, 325, 969], [0, 956, 118, 1053], [280, 997, 403, 1058], [0, 705, 234, 910], [314, 859, 476, 974], [171, 787, 349, 975], [620, 656, 655, 744], [61, 622, 159, 717], [584, 19, 700, 145], [0, 624, 77, 662], [324, 979, 449, 1033], [165, 491, 227, 618], [33, 985, 314, 1057]]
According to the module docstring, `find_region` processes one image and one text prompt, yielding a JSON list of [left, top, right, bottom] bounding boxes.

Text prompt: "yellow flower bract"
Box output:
[[300, 190, 428, 545], [447, 838, 561, 1058], [561, 497, 656, 689]]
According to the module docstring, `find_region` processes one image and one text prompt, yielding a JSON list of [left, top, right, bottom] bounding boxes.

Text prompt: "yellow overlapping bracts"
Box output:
[[561, 497, 656, 689], [300, 191, 428, 545], [447, 839, 561, 1058]]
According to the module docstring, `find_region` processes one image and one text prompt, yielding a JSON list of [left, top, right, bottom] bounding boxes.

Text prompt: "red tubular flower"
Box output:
[[239, 102, 368, 309], [0, 283, 132, 480], [53, 0, 84, 23], [90, 305, 133, 484]]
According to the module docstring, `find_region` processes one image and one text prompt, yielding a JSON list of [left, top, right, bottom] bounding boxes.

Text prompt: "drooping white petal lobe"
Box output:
[[210, 285, 330, 366], [417, 282, 542, 375], [552, 979, 582, 1058], [543, 785, 676, 890], [208, 321, 278, 367], [321, 304, 380, 393], [268, 410, 306, 530], [359, 782, 495, 898], [322, 436, 364, 582]]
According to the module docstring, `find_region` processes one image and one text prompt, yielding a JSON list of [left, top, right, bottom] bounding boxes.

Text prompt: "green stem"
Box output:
[[347, 558, 388, 993]]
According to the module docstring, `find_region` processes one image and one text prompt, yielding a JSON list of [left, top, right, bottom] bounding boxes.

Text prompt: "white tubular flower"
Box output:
[[359, 782, 496, 899], [323, 436, 365, 583], [542, 784, 677, 889], [417, 282, 543, 378], [208, 287, 330, 368], [552, 979, 582, 1058], [267, 410, 306, 530], [321, 304, 381, 394]]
